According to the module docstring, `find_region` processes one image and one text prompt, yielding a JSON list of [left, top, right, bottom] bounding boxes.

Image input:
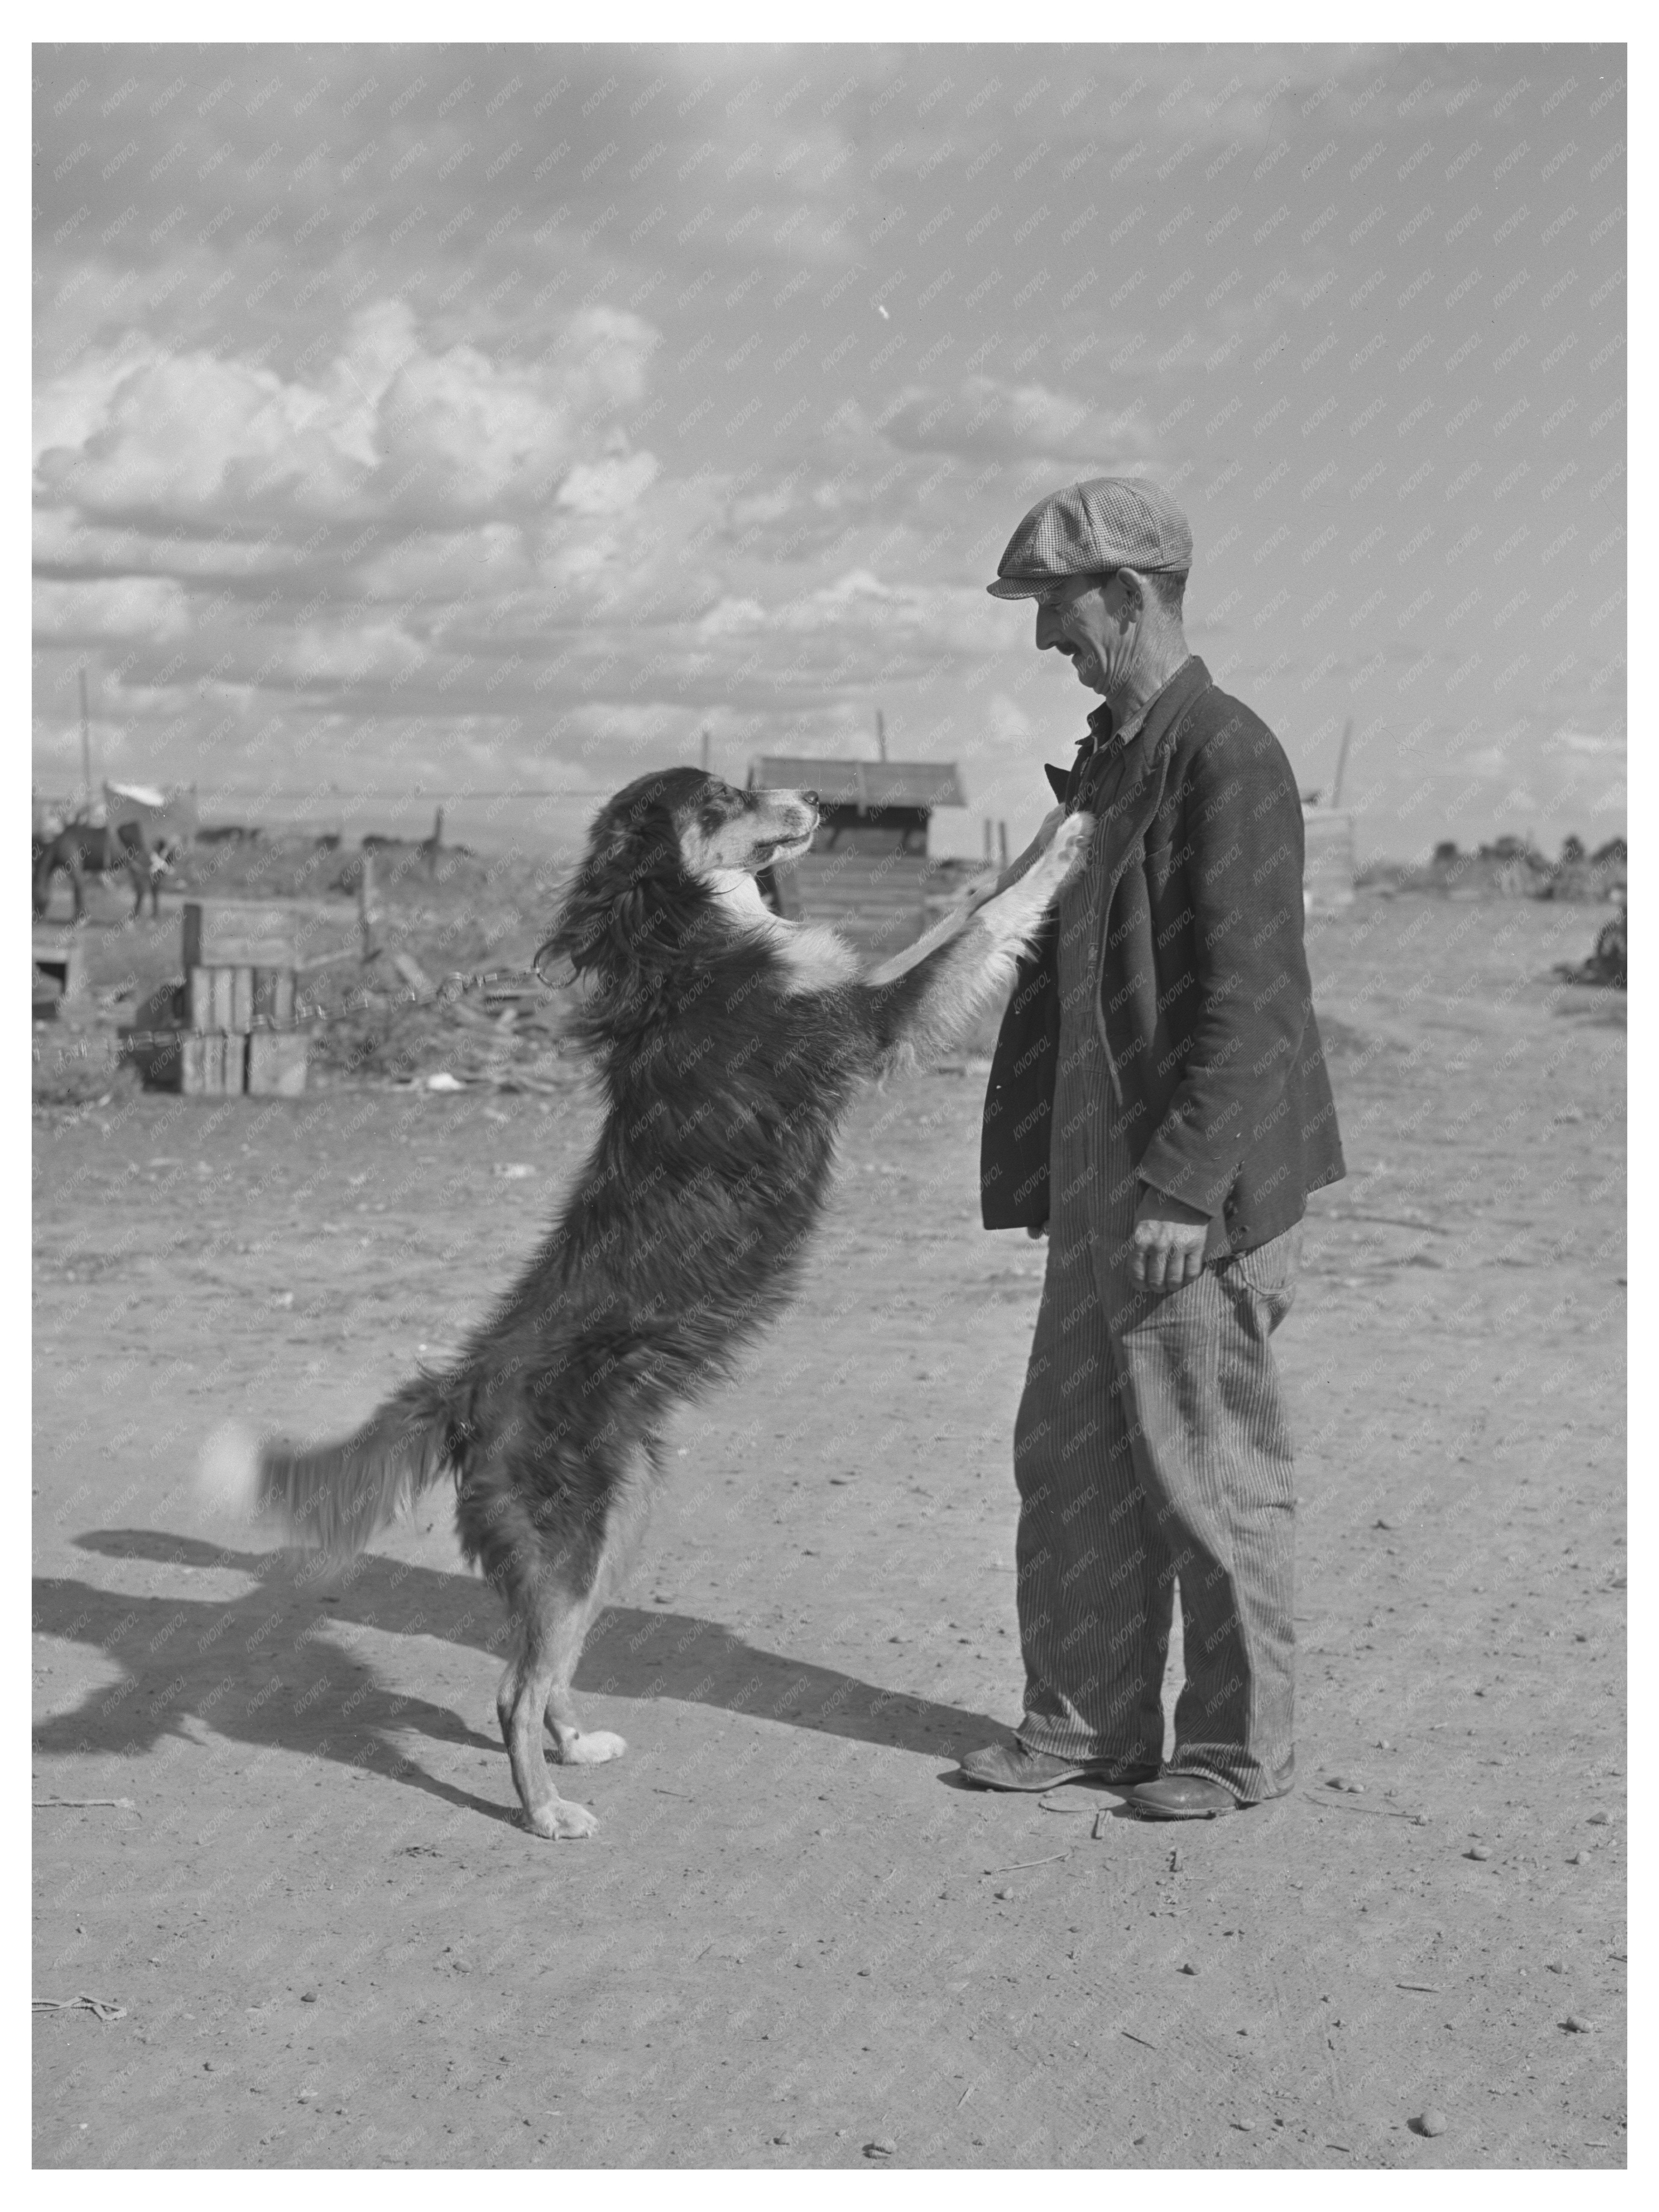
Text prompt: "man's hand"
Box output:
[[1131, 1186, 1211, 1290]]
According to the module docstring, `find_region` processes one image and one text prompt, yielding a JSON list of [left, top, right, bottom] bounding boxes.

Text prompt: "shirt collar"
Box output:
[[1077, 654, 1203, 757]]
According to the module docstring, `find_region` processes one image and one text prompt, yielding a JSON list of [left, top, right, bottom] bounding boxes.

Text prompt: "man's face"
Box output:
[[1032, 571, 1137, 695]]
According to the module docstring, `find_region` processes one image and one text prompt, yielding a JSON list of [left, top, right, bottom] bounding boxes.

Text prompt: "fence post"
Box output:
[[359, 845, 377, 961]]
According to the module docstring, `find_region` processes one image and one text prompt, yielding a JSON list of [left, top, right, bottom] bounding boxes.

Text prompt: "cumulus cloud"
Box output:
[[33, 300, 661, 533], [876, 375, 1155, 465], [33, 575, 192, 643]]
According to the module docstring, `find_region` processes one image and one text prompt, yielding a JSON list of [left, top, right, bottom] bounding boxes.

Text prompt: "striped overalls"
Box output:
[[1010, 739, 1302, 1801]]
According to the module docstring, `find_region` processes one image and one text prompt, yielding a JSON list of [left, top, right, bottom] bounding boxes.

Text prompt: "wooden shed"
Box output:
[[748, 754, 967, 958]]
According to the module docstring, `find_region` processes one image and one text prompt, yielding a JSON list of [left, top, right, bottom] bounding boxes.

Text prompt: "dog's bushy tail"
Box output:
[[199, 1371, 461, 1558]]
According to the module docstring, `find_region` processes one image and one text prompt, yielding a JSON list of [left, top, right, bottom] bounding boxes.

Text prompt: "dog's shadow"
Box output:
[[33, 1531, 999, 1820]]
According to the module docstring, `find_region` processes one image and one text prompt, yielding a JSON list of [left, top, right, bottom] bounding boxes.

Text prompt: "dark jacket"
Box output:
[[980, 656, 1345, 1256]]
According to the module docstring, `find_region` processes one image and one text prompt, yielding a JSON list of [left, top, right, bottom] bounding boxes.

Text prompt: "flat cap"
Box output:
[[986, 477, 1194, 598]]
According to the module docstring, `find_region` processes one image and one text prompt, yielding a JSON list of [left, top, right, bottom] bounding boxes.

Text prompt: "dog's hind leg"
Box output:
[[542, 1569, 628, 1770], [496, 1577, 606, 1840], [542, 1450, 661, 1768]]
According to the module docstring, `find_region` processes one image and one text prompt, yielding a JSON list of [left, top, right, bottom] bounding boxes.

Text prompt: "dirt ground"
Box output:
[[32, 891, 1625, 2170]]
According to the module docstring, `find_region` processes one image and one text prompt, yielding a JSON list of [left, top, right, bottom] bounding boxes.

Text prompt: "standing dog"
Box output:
[[203, 768, 1090, 1838]]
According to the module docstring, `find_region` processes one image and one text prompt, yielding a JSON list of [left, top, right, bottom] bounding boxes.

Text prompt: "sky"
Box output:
[[33, 41, 1626, 860]]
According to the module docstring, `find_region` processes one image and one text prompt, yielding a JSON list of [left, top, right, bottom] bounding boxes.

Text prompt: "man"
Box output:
[[958, 478, 1345, 1819]]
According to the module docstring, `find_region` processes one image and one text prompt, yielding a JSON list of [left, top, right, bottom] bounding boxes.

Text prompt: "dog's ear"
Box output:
[[539, 791, 703, 1017]]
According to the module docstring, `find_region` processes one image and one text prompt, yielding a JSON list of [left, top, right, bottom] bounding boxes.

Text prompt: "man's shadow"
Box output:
[[33, 1531, 999, 1823]]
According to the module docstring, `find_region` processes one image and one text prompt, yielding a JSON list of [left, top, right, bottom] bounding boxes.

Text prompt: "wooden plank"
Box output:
[[182, 901, 301, 968], [188, 969, 214, 1030], [246, 1029, 309, 1097], [230, 966, 255, 1032]]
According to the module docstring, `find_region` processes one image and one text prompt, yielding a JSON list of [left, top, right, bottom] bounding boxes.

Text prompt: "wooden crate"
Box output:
[[187, 965, 295, 1031], [182, 901, 301, 969], [246, 1029, 309, 1097], [182, 1033, 245, 1096]]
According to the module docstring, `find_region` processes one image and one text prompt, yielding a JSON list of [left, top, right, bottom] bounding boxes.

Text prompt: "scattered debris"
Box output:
[[985, 1853, 1067, 1875], [863, 2138, 895, 2159], [1178, 1963, 1200, 1976], [33, 1994, 126, 2022], [1326, 1775, 1366, 1793], [1562, 2015, 1597, 2035], [389, 950, 436, 999], [1465, 1844, 1493, 1861], [1396, 1983, 1442, 1994], [1120, 2029, 1159, 2050], [1303, 1792, 1425, 1822], [1414, 2108, 1448, 2137], [33, 1797, 138, 1814]]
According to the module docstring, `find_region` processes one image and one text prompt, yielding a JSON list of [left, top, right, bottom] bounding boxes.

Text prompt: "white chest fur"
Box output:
[[705, 870, 860, 995]]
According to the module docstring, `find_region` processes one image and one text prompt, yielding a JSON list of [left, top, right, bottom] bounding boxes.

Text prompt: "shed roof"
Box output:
[[748, 757, 966, 809]]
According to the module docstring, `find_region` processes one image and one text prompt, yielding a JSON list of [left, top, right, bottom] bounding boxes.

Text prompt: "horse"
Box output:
[[33, 821, 177, 923]]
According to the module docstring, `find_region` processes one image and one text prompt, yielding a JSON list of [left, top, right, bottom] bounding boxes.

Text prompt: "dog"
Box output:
[[202, 767, 1091, 1839]]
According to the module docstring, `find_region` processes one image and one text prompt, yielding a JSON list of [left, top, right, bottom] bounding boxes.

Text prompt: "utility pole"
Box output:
[[1330, 717, 1354, 811], [875, 707, 887, 763], [78, 667, 93, 811], [700, 727, 711, 774]]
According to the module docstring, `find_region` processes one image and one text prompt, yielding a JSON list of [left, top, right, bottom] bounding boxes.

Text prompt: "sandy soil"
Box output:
[[32, 893, 1625, 2169]]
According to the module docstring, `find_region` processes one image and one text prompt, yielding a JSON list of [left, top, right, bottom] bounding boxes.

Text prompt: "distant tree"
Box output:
[[1593, 835, 1628, 866], [1432, 839, 1459, 864], [1560, 833, 1587, 864]]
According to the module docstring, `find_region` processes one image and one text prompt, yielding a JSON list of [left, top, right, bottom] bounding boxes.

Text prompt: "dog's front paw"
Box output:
[[1045, 810, 1095, 879]]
